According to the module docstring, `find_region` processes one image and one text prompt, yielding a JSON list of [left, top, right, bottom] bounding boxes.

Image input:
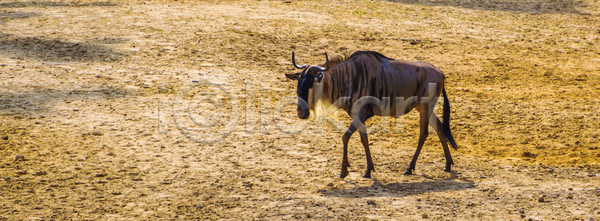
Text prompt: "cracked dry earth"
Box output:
[[1, 0, 599, 220]]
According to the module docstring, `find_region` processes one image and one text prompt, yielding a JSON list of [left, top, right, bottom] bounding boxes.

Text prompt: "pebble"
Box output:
[[538, 197, 545, 202], [422, 213, 429, 219], [1, 136, 8, 140], [285, 196, 292, 200], [106, 152, 115, 156], [196, 205, 203, 209], [521, 214, 526, 218], [366, 200, 375, 205], [15, 154, 24, 161], [519, 209, 525, 214], [327, 182, 334, 187]]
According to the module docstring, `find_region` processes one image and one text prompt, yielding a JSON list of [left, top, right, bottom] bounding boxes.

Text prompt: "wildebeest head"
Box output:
[[285, 52, 329, 119]]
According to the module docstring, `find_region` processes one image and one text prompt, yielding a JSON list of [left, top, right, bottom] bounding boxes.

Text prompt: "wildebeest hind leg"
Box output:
[[404, 106, 430, 175], [429, 114, 454, 172]]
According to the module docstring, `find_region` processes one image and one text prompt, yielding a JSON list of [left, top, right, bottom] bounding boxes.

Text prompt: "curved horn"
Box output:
[[307, 53, 331, 74], [323, 52, 330, 72], [292, 51, 307, 69]]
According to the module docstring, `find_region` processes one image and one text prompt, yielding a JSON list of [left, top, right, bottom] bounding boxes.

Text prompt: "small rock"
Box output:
[[35, 171, 47, 176], [519, 209, 525, 214], [283, 0, 291, 3], [538, 197, 545, 202], [422, 213, 429, 219], [535, 218, 540, 221], [327, 182, 334, 187], [196, 205, 203, 209], [528, 218, 533, 221], [4, 177, 10, 181], [480, 175, 487, 179], [416, 205, 422, 209], [2, 136, 8, 140], [106, 152, 115, 156], [366, 200, 375, 205], [521, 214, 527, 218], [589, 217, 594, 221], [15, 154, 24, 161], [567, 193, 573, 199], [285, 196, 292, 200], [569, 188, 573, 190]]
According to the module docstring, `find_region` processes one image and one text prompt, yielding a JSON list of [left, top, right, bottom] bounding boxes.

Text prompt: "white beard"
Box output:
[[311, 98, 334, 120], [309, 83, 334, 120]]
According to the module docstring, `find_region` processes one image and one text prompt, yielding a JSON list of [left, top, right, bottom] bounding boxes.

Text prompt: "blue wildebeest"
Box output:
[[285, 50, 458, 178]]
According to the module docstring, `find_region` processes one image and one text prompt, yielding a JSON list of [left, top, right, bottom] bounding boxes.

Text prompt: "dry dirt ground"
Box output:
[[1, 0, 600, 220]]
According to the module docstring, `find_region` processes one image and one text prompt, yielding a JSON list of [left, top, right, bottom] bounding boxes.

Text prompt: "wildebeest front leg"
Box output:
[[404, 105, 430, 175], [340, 122, 358, 179]]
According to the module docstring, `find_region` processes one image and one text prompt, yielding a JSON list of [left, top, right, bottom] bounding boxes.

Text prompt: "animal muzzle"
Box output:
[[297, 109, 310, 119], [297, 97, 310, 119]]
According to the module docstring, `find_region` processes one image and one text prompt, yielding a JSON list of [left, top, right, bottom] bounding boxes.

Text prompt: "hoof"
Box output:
[[443, 167, 451, 172], [403, 170, 413, 175], [362, 173, 371, 179], [340, 172, 348, 179]]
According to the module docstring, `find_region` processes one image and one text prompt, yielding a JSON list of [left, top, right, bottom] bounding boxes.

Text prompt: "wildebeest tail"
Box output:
[[442, 88, 459, 150]]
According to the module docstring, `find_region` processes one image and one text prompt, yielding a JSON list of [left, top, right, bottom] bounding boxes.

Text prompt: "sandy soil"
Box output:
[[1, 0, 599, 220]]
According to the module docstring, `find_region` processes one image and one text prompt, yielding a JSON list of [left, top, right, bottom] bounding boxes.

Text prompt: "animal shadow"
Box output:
[[0, 34, 125, 62], [321, 172, 475, 198]]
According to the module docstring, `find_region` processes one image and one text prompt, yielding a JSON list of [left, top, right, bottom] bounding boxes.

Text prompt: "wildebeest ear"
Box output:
[[285, 73, 300, 80]]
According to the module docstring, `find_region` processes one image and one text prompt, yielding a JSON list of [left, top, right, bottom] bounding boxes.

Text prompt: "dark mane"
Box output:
[[317, 51, 391, 69], [347, 50, 391, 62], [324, 50, 391, 69]]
